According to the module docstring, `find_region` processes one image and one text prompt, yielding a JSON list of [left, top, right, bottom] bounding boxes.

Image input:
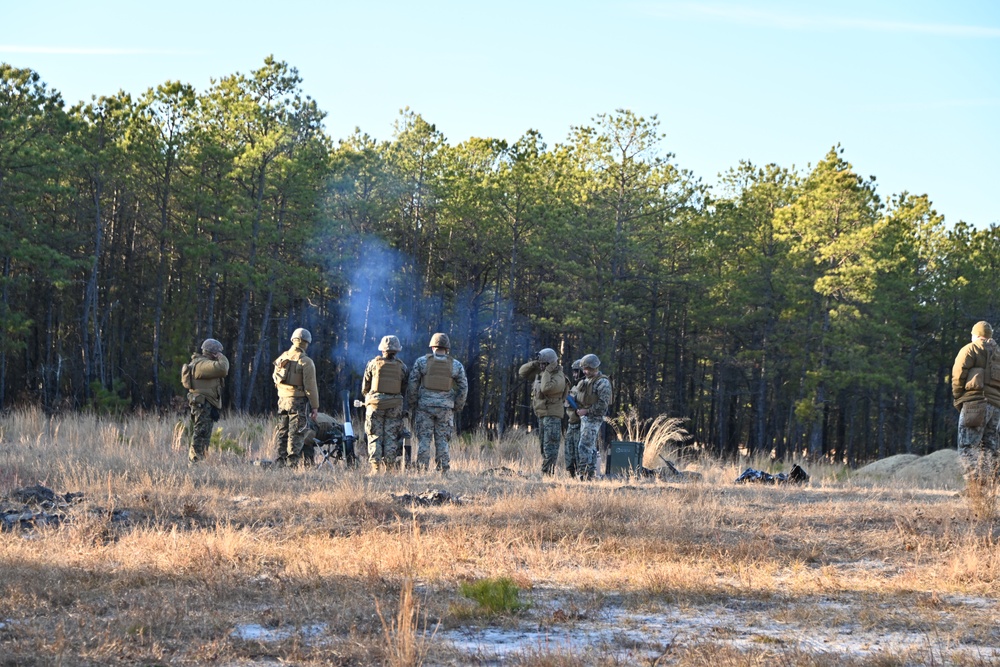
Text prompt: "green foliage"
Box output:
[[88, 380, 130, 414], [458, 577, 528, 616], [210, 427, 244, 455]]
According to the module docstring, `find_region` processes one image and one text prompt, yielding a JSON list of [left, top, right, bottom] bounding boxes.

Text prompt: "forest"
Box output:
[[1, 57, 998, 465]]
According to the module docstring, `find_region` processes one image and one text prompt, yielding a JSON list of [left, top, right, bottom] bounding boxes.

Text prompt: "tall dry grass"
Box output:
[[1, 407, 998, 665]]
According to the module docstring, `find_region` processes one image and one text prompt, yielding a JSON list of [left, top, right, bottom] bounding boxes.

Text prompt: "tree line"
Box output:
[[1, 57, 996, 464]]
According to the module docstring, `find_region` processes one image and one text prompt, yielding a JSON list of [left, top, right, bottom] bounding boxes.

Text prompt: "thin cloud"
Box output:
[[0, 45, 201, 56], [637, 2, 1000, 37]]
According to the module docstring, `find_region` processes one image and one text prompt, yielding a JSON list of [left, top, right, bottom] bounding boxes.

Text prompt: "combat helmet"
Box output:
[[291, 328, 312, 343], [429, 332, 450, 350], [379, 335, 402, 352], [571, 358, 582, 371], [537, 348, 558, 364], [580, 353, 601, 370], [973, 321, 993, 339], [201, 338, 223, 354]]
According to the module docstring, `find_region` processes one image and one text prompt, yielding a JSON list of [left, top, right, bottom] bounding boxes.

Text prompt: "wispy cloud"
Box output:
[[636, 2, 1000, 37], [0, 45, 201, 56]]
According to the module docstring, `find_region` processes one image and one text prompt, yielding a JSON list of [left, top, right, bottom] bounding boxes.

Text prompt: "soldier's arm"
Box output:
[[406, 359, 422, 411], [453, 362, 469, 410], [196, 355, 230, 379], [518, 361, 540, 381], [952, 347, 973, 400], [400, 362, 410, 397], [303, 360, 320, 410], [361, 361, 374, 396], [591, 378, 613, 418], [540, 368, 565, 397]]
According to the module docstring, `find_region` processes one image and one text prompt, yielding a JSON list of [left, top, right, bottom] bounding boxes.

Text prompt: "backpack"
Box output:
[[181, 361, 195, 390], [273, 356, 296, 385]]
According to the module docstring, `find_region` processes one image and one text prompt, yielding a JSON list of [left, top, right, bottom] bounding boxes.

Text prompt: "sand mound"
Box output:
[[893, 449, 963, 489], [853, 454, 920, 479], [854, 449, 964, 490]]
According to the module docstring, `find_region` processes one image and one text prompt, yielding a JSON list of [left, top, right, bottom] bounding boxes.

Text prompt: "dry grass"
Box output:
[[1, 407, 999, 666]]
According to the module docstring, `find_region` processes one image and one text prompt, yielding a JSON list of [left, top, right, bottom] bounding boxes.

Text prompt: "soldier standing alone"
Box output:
[[407, 333, 468, 473], [576, 353, 612, 481], [272, 328, 320, 468], [952, 320, 1000, 497], [518, 348, 567, 476], [362, 335, 409, 472], [182, 338, 229, 463]]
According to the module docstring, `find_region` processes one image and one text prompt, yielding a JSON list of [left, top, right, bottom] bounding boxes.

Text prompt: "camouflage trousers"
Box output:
[[578, 416, 602, 479], [274, 396, 310, 466], [564, 422, 581, 476], [188, 393, 218, 462], [413, 405, 454, 472], [958, 401, 1000, 485], [538, 416, 562, 475], [366, 404, 404, 469]]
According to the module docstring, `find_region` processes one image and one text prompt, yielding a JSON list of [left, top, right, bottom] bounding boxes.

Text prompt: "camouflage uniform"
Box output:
[[952, 322, 1000, 487], [273, 333, 320, 467], [184, 341, 229, 463], [518, 349, 567, 476], [362, 340, 409, 471], [407, 335, 468, 473], [302, 412, 345, 464], [577, 355, 612, 480], [564, 374, 585, 477]]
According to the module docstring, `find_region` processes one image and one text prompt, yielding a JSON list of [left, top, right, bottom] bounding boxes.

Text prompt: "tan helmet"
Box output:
[[571, 358, 582, 371], [537, 348, 557, 364], [291, 328, 312, 343], [429, 332, 450, 350], [973, 321, 993, 339], [201, 338, 223, 354], [379, 335, 402, 353], [580, 353, 601, 370]]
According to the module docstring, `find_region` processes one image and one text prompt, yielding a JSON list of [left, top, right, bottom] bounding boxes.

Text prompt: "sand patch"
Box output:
[[853, 450, 963, 490]]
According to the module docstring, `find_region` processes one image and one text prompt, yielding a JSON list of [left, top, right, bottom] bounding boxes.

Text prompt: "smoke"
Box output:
[[339, 235, 424, 377]]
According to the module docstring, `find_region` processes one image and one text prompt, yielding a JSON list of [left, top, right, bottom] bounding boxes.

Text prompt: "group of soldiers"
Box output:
[[182, 329, 468, 473], [518, 349, 613, 480], [180, 317, 1000, 488], [181, 330, 611, 479]]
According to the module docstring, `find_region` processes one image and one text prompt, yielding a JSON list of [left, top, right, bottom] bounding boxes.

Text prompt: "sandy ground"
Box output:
[[853, 449, 965, 490]]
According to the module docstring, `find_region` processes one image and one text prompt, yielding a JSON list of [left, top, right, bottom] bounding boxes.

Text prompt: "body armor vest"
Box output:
[[423, 355, 453, 392], [372, 357, 403, 394], [274, 351, 303, 387], [581, 373, 607, 407]]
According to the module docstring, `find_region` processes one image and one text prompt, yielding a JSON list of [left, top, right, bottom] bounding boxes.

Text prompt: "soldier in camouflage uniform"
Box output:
[[272, 328, 320, 468], [518, 348, 567, 476], [563, 359, 585, 477], [407, 333, 468, 473], [302, 412, 346, 465], [952, 321, 1000, 491], [362, 335, 409, 472], [183, 338, 229, 463], [576, 353, 613, 481]]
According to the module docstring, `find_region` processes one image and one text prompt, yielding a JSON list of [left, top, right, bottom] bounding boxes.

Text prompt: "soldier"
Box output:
[[182, 338, 229, 463], [302, 412, 346, 465], [361, 335, 409, 472], [518, 348, 567, 476], [407, 333, 468, 473], [272, 328, 320, 468], [564, 359, 585, 478], [952, 321, 1000, 495], [575, 353, 613, 481]]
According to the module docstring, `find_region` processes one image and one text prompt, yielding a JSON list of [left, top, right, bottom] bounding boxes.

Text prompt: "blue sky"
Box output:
[[3, 0, 998, 227]]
